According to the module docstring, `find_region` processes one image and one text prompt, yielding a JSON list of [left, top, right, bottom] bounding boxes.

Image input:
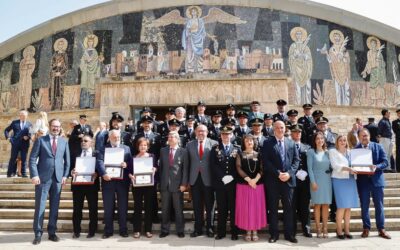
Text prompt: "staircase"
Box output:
[[0, 173, 399, 233]]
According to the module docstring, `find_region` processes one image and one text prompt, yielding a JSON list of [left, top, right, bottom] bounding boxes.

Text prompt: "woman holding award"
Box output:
[[307, 132, 332, 238], [129, 137, 157, 238], [329, 135, 359, 239]]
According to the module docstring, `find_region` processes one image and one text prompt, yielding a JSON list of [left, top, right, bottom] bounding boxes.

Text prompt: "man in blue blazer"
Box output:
[[29, 119, 70, 245], [356, 128, 391, 239], [262, 120, 299, 243], [4, 110, 32, 177]]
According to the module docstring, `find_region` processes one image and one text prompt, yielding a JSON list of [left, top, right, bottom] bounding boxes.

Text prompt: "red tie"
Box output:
[[169, 148, 174, 166], [52, 136, 57, 155], [199, 141, 204, 159]]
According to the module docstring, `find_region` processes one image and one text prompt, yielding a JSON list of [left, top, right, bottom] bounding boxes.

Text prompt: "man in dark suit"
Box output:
[[365, 117, 378, 143], [262, 113, 274, 137], [29, 119, 70, 245], [356, 128, 391, 239], [97, 129, 132, 239], [194, 101, 211, 126], [208, 110, 223, 141], [133, 115, 162, 160], [297, 104, 314, 144], [159, 131, 189, 238], [392, 111, 400, 172], [69, 115, 94, 174], [4, 110, 32, 177], [225, 103, 238, 126], [157, 108, 176, 137], [272, 99, 288, 123], [234, 111, 250, 145], [180, 115, 197, 145], [136, 107, 152, 133], [94, 121, 108, 152], [262, 120, 300, 243], [186, 124, 218, 237], [210, 126, 240, 240], [70, 135, 100, 239], [290, 124, 312, 238]]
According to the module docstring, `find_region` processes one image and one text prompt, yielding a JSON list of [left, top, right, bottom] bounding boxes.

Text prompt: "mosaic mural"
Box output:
[[0, 5, 400, 113]]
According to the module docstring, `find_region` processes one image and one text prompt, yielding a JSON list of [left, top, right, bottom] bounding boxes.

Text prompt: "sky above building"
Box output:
[[0, 0, 398, 44]]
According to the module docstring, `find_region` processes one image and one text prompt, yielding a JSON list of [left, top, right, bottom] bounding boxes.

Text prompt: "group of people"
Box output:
[[2, 100, 393, 245]]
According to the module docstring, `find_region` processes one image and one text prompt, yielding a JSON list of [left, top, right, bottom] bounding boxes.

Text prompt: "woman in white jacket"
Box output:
[[30, 111, 49, 141], [328, 135, 359, 239]]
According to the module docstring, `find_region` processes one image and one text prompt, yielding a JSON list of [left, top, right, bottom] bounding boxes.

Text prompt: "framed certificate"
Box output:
[[104, 148, 125, 180], [133, 157, 154, 187], [73, 157, 96, 185], [350, 148, 375, 175]]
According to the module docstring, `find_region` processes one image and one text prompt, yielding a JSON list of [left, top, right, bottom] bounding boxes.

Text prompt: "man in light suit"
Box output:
[[356, 128, 391, 239], [29, 119, 70, 245], [4, 110, 32, 177], [186, 124, 218, 237], [95, 121, 107, 152], [97, 129, 132, 239], [159, 131, 189, 238], [262, 120, 299, 243]]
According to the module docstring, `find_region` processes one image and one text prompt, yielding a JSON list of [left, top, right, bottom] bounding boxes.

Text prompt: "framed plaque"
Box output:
[[350, 148, 375, 175], [104, 148, 125, 180], [73, 157, 96, 185], [133, 157, 154, 187]]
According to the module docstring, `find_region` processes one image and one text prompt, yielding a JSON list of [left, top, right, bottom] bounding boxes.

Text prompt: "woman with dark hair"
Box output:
[[329, 135, 359, 239], [307, 132, 332, 238], [235, 134, 267, 241], [129, 137, 157, 238]]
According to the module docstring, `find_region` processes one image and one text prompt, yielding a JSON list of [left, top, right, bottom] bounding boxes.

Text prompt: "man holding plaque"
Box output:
[[98, 129, 132, 239], [29, 119, 70, 245], [159, 131, 189, 238], [356, 128, 391, 239], [70, 135, 99, 239]]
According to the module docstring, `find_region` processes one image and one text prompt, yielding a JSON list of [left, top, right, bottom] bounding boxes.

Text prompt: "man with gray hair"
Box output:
[[4, 110, 32, 177], [175, 107, 186, 122]]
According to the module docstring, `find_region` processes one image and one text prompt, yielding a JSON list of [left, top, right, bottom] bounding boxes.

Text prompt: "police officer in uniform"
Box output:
[[161, 118, 187, 147], [286, 109, 299, 127], [365, 117, 379, 143], [297, 104, 314, 145], [262, 113, 274, 137], [136, 107, 152, 133], [273, 99, 288, 122], [133, 115, 162, 160], [181, 115, 197, 144], [222, 117, 240, 147], [195, 101, 211, 126], [392, 111, 400, 172], [225, 104, 238, 126], [210, 126, 240, 240], [208, 110, 223, 141], [158, 108, 176, 138], [249, 118, 267, 152], [290, 124, 312, 238], [234, 111, 250, 145]]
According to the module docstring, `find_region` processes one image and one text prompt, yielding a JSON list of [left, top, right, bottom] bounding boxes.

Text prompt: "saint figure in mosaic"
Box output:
[[50, 38, 68, 110], [19, 45, 36, 110], [288, 27, 313, 105]]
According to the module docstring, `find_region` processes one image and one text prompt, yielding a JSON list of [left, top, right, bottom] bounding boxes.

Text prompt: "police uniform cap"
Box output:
[[79, 114, 87, 119], [221, 117, 236, 126], [212, 110, 223, 117], [167, 107, 175, 115], [168, 118, 181, 126], [237, 111, 248, 118], [250, 101, 260, 105], [187, 115, 196, 121], [264, 113, 273, 120], [312, 110, 324, 117], [142, 106, 152, 113], [276, 99, 287, 106], [302, 103, 313, 109], [140, 115, 153, 123], [287, 109, 298, 116], [197, 101, 206, 106], [111, 112, 124, 122], [315, 116, 329, 124], [226, 103, 236, 110], [250, 118, 263, 126], [290, 124, 303, 132], [220, 126, 233, 134]]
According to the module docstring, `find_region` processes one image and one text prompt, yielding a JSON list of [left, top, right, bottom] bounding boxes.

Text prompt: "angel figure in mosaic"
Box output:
[[319, 30, 351, 105], [149, 6, 246, 73], [361, 36, 386, 106], [80, 34, 100, 109], [19, 45, 36, 110], [288, 27, 313, 105], [50, 38, 68, 110]]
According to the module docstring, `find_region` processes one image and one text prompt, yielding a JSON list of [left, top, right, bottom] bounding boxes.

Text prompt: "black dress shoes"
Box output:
[[215, 235, 225, 240], [72, 233, 80, 239], [87, 233, 95, 238], [206, 229, 214, 238], [48, 234, 60, 242], [190, 231, 202, 237], [285, 236, 298, 243], [303, 231, 313, 238], [336, 233, 345, 240], [102, 233, 113, 239], [177, 232, 185, 238], [32, 236, 41, 245], [268, 237, 278, 243], [159, 232, 169, 238], [119, 232, 129, 238], [231, 234, 238, 240]]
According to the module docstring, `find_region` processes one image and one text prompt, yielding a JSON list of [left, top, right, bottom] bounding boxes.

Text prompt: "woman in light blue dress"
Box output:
[[307, 132, 332, 238], [329, 135, 359, 239]]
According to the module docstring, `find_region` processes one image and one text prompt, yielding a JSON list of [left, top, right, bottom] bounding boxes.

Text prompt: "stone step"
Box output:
[[1, 218, 400, 233], [1, 206, 399, 220]]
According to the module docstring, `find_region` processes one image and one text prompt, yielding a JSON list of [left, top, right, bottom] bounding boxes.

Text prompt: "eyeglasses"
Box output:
[[82, 140, 91, 142]]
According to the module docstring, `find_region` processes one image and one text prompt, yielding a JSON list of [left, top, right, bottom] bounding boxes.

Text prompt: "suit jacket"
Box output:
[[194, 114, 211, 126], [364, 123, 378, 143], [210, 143, 240, 189], [95, 129, 108, 152], [273, 113, 288, 123], [355, 142, 387, 188], [261, 126, 274, 137], [69, 124, 94, 155], [208, 124, 222, 141], [133, 131, 161, 160], [186, 138, 218, 186], [29, 134, 70, 183], [262, 137, 300, 187], [159, 146, 189, 192], [71, 149, 101, 191], [98, 144, 132, 184], [4, 119, 32, 146], [251, 133, 267, 152]]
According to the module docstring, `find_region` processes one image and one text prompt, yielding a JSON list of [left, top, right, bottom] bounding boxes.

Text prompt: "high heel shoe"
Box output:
[[336, 232, 345, 240], [316, 228, 322, 238], [244, 231, 251, 242], [252, 231, 259, 241], [322, 228, 329, 238]]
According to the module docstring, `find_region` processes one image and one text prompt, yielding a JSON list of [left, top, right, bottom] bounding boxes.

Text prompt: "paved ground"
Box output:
[[0, 231, 398, 249]]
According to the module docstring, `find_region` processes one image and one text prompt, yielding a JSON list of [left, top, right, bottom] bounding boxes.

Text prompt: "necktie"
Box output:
[[21, 121, 24, 130], [169, 148, 174, 166], [278, 140, 285, 162], [225, 145, 229, 155], [83, 150, 87, 157], [242, 128, 245, 134], [189, 128, 192, 135], [52, 136, 57, 155], [145, 133, 148, 139], [296, 143, 300, 154], [199, 141, 204, 159]]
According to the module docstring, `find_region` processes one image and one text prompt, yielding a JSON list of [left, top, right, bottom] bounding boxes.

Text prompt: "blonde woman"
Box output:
[[329, 135, 359, 239], [31, 111, 49, 141]]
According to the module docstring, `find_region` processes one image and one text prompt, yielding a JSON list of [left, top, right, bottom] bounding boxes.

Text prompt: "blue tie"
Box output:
[[225, 145, 229, 155], [278, 140, 285, 163]]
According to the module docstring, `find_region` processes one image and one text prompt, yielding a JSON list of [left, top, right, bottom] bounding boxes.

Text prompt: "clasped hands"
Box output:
[[279, 171, 290, 182]]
